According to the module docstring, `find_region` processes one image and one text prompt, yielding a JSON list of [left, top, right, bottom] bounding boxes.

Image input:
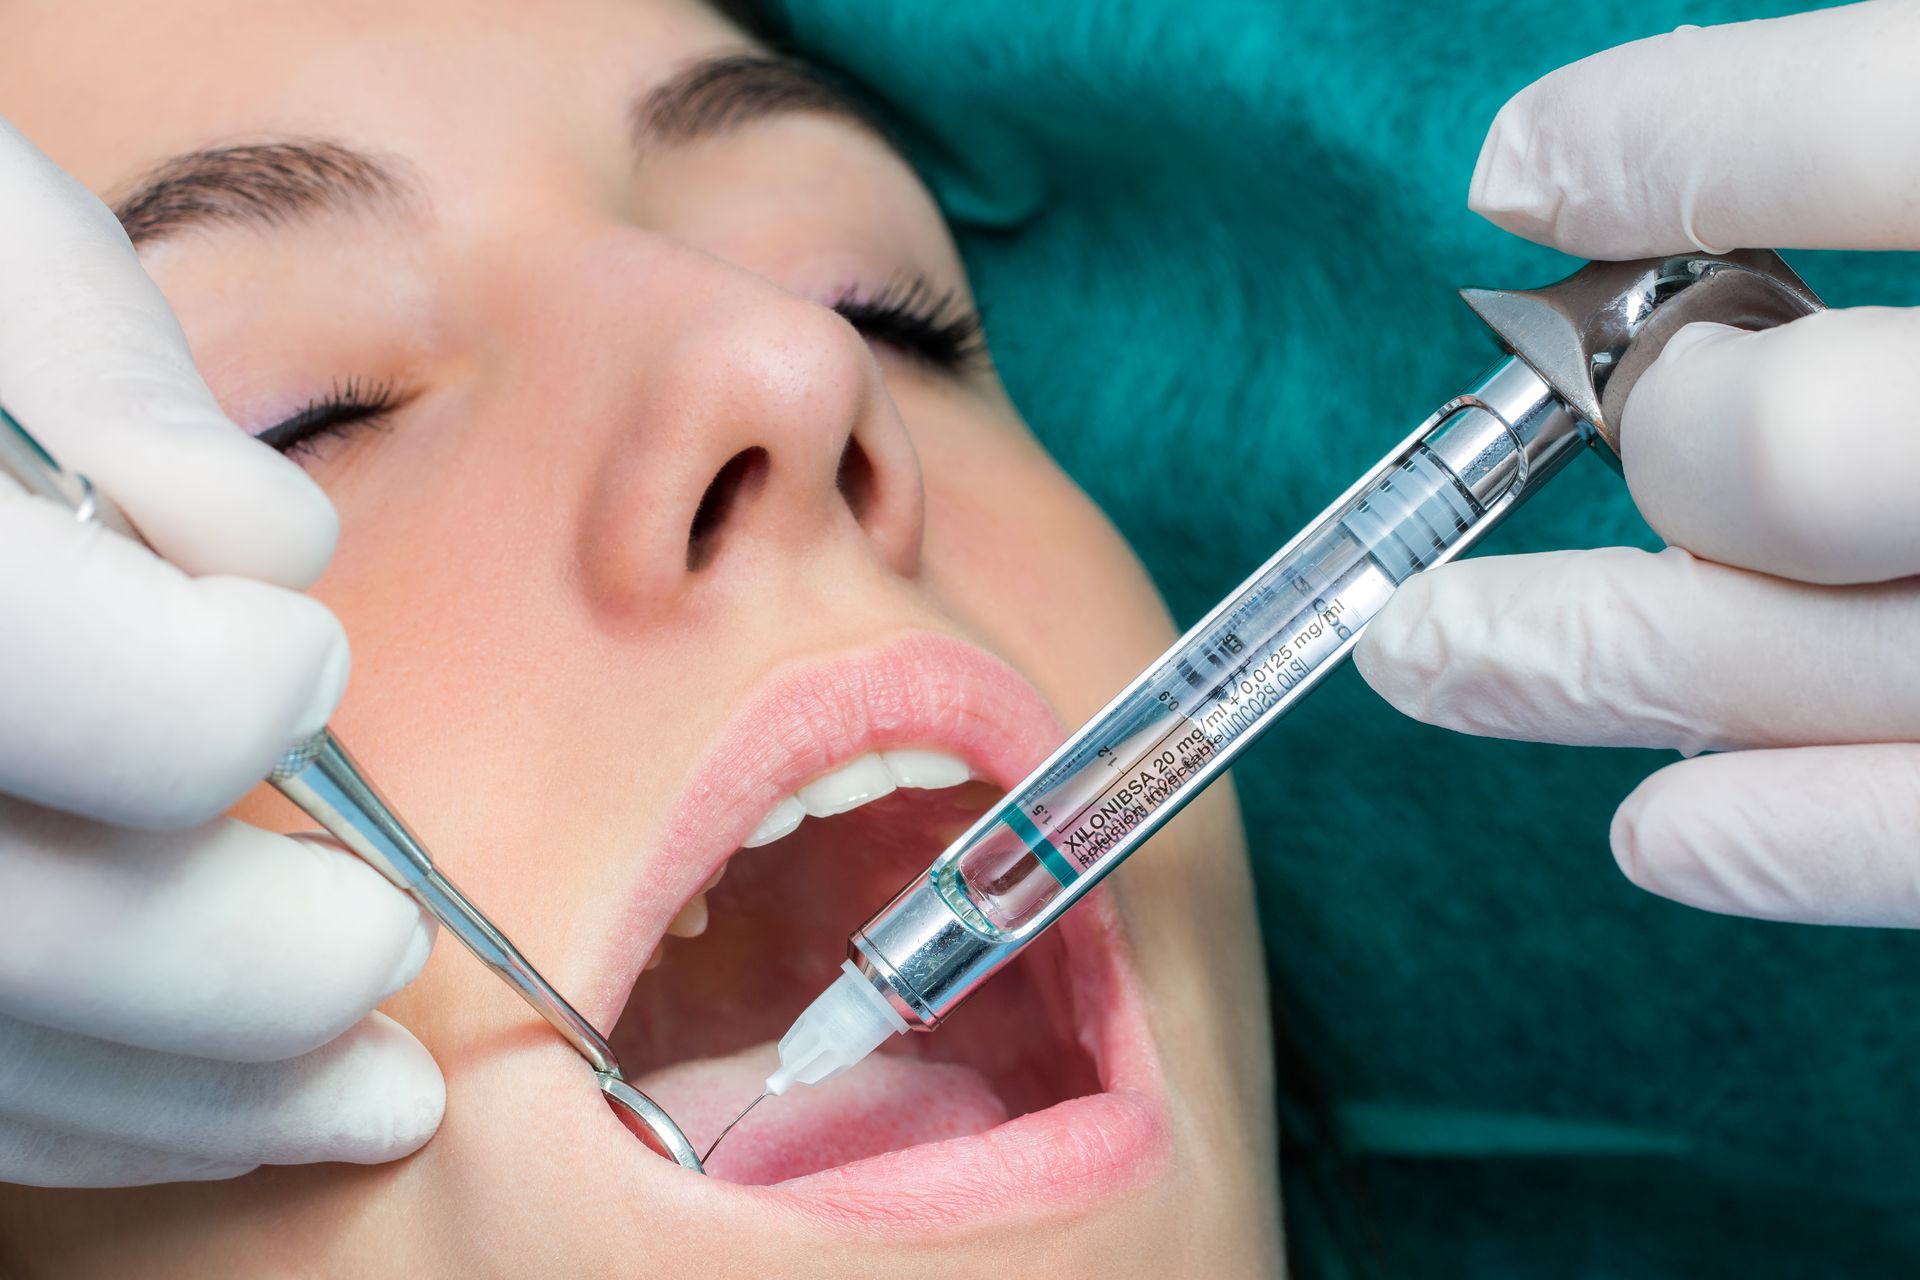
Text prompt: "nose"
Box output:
[[573, 247, 925, 617]]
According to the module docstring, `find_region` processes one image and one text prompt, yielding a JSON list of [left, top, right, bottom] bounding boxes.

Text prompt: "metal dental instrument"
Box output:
[[733, 250, 1826, 1120], [0, 408, 706, 1175]]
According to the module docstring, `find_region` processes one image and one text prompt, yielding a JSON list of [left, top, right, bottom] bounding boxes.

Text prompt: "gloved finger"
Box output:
[[0, 1011, 445, 1184], [0, 802, 433, 1062], [0, 1115, 253, 1188], [0, 498, 347, 829], [1469, 1, 1920, 257], [1623, 310, 1920, 585], [1612, 743, 1920, 929], [0, 118, 334, 587], [1352, 546, 1920, 754]]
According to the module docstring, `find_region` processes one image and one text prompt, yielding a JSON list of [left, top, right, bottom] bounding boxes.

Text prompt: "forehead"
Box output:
[[0, 0, 743, 196]]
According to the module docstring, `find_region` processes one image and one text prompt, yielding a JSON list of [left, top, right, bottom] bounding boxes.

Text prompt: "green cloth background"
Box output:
[[756, 2, 1920, 1274]]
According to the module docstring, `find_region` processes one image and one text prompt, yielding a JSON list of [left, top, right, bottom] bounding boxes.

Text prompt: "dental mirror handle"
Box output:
[[0, 408, 140, 538], [2, 405, 709, 1171], [0, 406, 622, 1077], [268, 731, 625, 1075]]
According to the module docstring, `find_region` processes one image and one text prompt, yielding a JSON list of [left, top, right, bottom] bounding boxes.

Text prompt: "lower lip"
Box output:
[[577, 890, 1171, 1232]]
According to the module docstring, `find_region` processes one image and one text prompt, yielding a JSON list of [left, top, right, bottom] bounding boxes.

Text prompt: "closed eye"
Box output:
[[254, 377, 400, 458], [831, 275, 985, 373]]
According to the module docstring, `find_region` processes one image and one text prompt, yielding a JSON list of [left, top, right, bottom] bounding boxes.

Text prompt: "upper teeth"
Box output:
[[743, 749, 972, 848], [665, 893, 709, 939], [639, 749, 976, 975]]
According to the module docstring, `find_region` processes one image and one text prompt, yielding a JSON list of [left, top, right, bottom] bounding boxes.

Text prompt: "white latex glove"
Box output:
[[1355, 1, 1920, 929], [0, 119, 443, 1188]]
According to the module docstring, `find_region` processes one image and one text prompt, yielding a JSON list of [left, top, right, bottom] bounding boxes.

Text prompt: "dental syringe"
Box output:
[[715, 251, 1823, 1141]]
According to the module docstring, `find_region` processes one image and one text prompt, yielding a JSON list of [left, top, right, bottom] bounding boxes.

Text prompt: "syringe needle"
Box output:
[[702, 1089, 771, 1166]]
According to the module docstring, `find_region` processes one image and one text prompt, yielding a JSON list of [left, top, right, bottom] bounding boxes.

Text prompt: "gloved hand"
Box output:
[[0, 119, 443, 1187], [1355, 1, 1920, 928]]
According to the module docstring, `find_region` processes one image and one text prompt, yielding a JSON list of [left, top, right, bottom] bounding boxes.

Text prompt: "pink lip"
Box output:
[[567, 629, 1173, 1229]]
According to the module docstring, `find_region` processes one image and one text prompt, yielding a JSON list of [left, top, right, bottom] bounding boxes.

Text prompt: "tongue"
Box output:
[[637, 1043, 1009, 1184]]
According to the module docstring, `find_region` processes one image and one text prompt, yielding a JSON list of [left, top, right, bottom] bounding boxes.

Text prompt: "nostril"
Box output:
[[687, 447, 768, 571], [835, 437, 876, 528]]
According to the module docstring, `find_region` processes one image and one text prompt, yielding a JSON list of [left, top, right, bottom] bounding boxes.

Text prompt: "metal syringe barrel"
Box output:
[[846, 358, 1574, 1031]]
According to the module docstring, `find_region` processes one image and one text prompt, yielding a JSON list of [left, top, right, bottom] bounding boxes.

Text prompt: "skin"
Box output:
[[0, 0, 1280, 1274]]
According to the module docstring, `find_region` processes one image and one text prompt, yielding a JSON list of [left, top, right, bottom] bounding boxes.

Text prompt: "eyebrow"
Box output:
[[634, 52, 889, 148], [110, 53, 891, 248], [112, 141, 418, 247]]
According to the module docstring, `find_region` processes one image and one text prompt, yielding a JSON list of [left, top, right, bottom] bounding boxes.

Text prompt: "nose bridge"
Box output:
[[564, 238, 925, 623], [663, 257, 876, 498]]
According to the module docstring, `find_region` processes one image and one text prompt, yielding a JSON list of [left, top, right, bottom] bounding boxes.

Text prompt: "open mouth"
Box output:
[[583, 633, 1169, 1216], [613, 753, 1099, 1183]]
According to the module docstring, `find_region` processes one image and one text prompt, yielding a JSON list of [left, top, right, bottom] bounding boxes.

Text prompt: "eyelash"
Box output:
[[830, 276, 986, 372], [254, 277, 983, 458], [254, 376, 399, 459]]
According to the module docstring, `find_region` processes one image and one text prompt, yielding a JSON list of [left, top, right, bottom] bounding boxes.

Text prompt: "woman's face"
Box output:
[[0, 0, 1278, 1273]]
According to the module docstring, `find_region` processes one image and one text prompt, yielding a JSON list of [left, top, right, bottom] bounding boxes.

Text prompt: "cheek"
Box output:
[[911, 396, 1178, 724]]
